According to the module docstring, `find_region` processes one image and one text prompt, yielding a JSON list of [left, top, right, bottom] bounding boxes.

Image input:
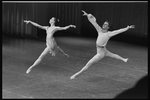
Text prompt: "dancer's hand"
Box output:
[[82, 10, 88, 16], [128, 25, 135, 29], [70, 25, 76, 28], [82, 10, 94, 19], [24, 20, 30, 24]]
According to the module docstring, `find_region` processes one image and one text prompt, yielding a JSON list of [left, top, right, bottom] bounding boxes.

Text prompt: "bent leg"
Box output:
[[106, 51, 128, 62], [26, 47, 49, 74], [70, 53, 104, 79]]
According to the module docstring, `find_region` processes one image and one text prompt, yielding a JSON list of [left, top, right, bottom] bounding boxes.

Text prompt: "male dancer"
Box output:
[[24, 17, 76, 74], [70, 10, 135, 79]]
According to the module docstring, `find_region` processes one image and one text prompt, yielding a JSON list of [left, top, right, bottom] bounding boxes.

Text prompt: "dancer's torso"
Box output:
[[96, 32, 111, 54], [96, 31, 111, 47], [45, 26, 58, 47]]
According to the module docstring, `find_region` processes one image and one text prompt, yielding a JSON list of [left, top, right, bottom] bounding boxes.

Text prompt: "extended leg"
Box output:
[[106, 51, 128, 62], [70, 53, 104, 79], [57, 46, 69, 57], [26, 47, 49, 74]]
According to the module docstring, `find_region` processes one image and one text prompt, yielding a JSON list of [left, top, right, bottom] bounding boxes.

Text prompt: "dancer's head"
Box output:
[[102, 20, 110, 31], [49, 17, 56, 25]]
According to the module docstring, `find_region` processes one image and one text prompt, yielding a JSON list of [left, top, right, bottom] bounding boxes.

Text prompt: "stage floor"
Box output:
[[2, 35, 148, 98]]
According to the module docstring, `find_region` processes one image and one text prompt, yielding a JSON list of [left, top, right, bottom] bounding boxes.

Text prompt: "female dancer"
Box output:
[[24, 17, 76, 74], [70, 10, 135, 79]]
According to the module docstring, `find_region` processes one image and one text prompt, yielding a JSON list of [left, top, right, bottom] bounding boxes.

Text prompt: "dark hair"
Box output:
[[105, 20, 111, 27], [50, 17, 59, 24], [51, 17, 56, 21], [53, 17, 59, 22]]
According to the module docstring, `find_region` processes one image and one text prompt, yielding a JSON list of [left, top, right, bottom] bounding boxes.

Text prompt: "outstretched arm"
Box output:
[[109, 25, 135, 37], [24, 20, 47, 30], [82, 10, 102, 32], [56, 25, 76, 31]]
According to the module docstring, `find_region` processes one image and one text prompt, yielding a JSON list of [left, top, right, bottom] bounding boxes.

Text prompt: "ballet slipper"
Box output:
[[70, 73, 79, 79], [124, 58, 129, 62], [26, 67, 32, 74]]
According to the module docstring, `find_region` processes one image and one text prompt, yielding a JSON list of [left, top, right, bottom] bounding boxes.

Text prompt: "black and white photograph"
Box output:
[[2, 1, 148, 99]]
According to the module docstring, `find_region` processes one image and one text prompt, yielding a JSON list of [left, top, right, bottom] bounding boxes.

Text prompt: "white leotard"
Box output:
[[45, 26, 59, 56], [96, 32, 111, 47]]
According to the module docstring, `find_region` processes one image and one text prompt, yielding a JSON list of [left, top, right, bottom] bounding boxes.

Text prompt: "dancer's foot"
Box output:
[[26, 67, 32, 74], [124, 58, 128, 62], [65, 54, 69, 57], [70, 73, 78, 79]]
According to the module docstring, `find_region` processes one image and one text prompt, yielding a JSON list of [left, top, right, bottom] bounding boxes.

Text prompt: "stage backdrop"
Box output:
[[2, 3, 37, 37], [2, 2, 147, 43], [2, 3, 81, 38], [81, 2, 147, 39]]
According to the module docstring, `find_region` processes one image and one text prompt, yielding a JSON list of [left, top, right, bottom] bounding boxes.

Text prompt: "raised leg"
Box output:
[[57, 46, 69, 57], [26, 47, 49, 74], [106, 51, 128, 62], [70, 53, 105, 79]]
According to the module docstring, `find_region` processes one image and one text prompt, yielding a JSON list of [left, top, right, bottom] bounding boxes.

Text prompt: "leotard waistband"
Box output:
[[96, 45, 105, 48]]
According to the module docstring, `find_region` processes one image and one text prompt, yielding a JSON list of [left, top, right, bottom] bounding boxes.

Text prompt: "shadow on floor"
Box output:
[[115, 75, 148, 99]]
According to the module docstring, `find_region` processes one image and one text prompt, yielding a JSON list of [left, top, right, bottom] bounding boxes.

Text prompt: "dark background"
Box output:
[[2, 2, 148, 45]]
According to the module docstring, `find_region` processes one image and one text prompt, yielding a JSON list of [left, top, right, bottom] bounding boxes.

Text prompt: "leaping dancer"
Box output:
[[24, 17, 76, 74], [70, 10, 135, 79]]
